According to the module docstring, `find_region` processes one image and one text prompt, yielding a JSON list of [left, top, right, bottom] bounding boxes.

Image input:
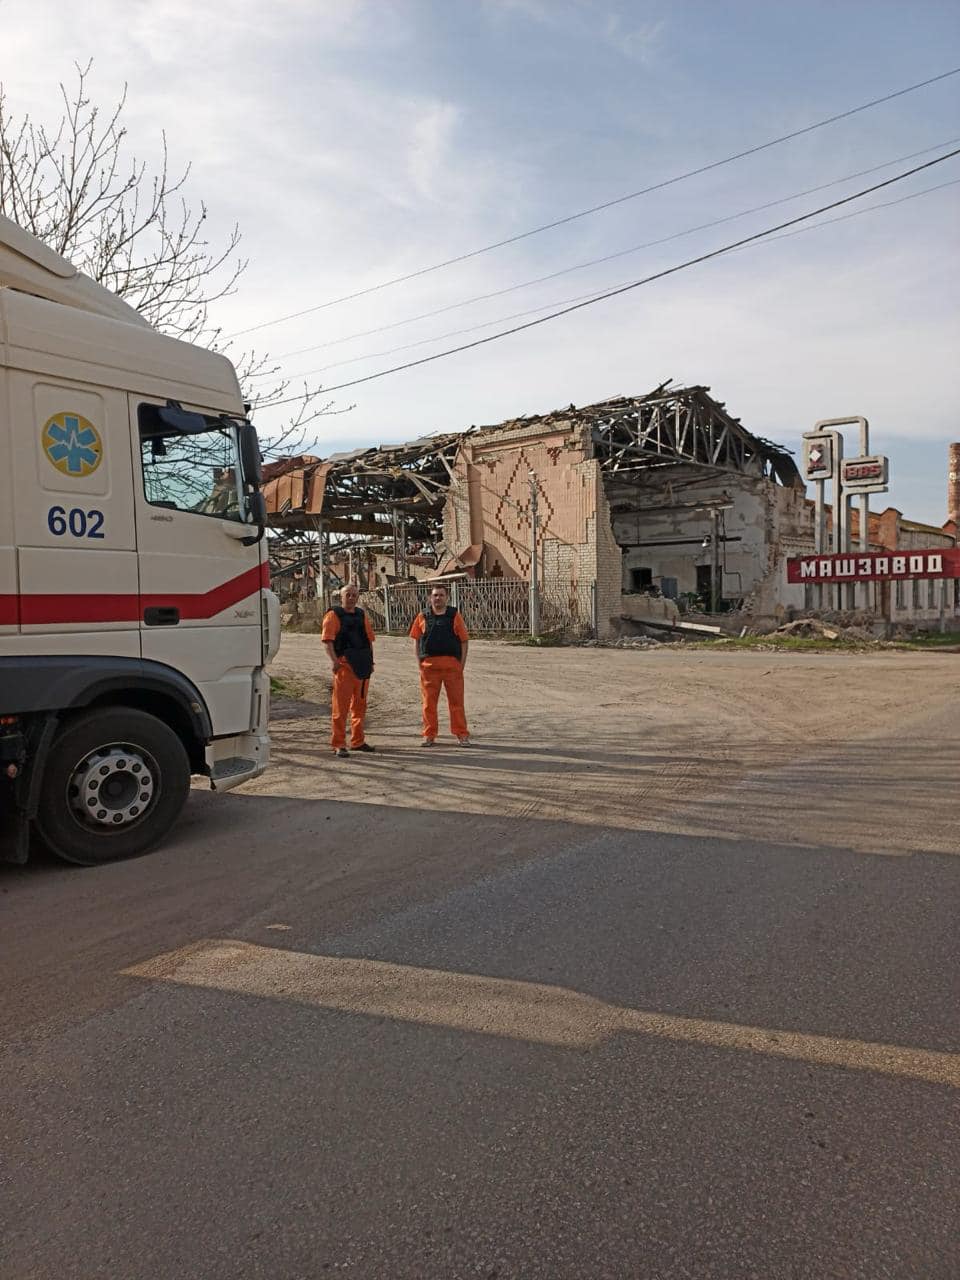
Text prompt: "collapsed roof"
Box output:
[[496, 382, 802, 487], [261, 432, 468, 538], [261, 383, 800, 536]]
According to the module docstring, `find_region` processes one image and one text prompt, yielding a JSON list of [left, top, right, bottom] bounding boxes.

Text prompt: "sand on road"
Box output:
[[251, 633, 960, 860]]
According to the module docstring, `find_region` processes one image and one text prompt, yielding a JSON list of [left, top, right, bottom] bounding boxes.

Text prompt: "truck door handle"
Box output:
[[143, 606, 180, 627]]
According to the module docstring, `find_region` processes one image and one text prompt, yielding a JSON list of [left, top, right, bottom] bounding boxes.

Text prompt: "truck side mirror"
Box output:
[[246, 491, 267, 526], [238, 421, 263, 487], [241, 491, 267, 546]]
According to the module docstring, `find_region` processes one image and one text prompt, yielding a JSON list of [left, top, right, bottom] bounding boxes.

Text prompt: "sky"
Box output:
[[3, 0, 959, 523]]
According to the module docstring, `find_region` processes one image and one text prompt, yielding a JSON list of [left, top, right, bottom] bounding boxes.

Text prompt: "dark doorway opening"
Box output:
[[696, 564, 714, 605]]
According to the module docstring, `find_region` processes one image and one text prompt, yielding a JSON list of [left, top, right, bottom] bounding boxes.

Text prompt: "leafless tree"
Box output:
[[0, 62, 347, 453]]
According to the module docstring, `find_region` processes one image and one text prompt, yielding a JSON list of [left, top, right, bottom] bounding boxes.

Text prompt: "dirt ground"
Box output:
[[246, 633, 960, 860]]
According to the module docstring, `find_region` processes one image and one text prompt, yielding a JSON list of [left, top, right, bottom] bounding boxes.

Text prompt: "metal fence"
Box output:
[[358, 578, 595, 638], [542, 580, 595, 637]]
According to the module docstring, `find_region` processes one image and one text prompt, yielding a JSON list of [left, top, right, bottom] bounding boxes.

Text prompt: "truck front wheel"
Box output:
[[36, 708, 191, 865]]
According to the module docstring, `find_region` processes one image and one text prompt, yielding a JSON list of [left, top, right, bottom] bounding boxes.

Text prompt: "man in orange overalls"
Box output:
[[409, 583, 471, 746], [321, 584, 376, 758]]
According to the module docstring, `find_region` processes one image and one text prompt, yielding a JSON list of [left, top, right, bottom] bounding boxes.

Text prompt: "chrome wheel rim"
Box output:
[[68, 742, 158, 829]]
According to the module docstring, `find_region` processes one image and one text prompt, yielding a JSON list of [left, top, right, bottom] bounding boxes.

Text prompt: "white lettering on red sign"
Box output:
[[786, 548, 960, 583]]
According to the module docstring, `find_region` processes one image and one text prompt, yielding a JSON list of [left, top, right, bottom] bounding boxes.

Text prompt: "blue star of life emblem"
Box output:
[[42, 412, 103, 477]]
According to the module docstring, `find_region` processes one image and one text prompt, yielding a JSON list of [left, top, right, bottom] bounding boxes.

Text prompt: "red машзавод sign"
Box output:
[[787, 549, 960, 584]]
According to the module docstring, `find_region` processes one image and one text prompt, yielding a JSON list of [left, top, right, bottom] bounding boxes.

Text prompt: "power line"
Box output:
[[261, 137, 960, 370], [228, 65, 960, 340], [259, 176, 960, 385], [260, 289, 609, 382], [728, 176, 959, 250], [262, 148, 960, 405]]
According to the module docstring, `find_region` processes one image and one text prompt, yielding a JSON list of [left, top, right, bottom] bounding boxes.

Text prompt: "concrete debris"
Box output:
[[773, 618, 878, 642], [629, 616, 724, 637], [580, 636, 666, 650], [775, 618, 841, 640]]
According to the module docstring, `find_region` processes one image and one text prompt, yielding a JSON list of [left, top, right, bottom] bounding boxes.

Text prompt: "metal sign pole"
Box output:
[[814, 478, 825, 611], [804, 428, 839, 613], [859, 418, 871, 613], [814, 417, 884, 614], [529, 472, 540, 638], [834, 432, 846, 611]]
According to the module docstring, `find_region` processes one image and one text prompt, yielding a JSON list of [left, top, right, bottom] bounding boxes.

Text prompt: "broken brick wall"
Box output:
[[444, 419, 619, 635], [608, 468, 813, 617]]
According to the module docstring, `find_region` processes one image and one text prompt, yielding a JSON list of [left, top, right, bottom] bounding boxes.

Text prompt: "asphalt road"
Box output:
[[2, 645, 959, 1279]]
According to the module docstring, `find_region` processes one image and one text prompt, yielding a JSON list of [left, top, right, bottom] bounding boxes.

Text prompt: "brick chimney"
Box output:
[[950, 443, 960, 525]]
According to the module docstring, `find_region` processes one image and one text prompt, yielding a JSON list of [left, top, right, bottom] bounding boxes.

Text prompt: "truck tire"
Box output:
[[35, 708, 191, 866]]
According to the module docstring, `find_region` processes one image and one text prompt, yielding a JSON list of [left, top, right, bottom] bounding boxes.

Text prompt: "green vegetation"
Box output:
[[520, 631, 566, 647], [686, 633, 872, 652], [893, 631, 960, 650], [686, 630, 960, 653], [270, 674, 308, 700]]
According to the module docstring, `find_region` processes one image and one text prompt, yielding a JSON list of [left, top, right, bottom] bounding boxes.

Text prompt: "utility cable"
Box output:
[[263, 148, 960, 405], [260, 137, 960, 370], [726, 176, 959, 250], [268, 177, 959, 381], [227, 66, 960, 339]]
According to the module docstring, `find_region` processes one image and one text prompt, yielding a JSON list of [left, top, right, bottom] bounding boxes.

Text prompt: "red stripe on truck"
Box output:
[[142, 562, 269, 621], [22, 594, 140, 625], [12, 562, 269, 626]]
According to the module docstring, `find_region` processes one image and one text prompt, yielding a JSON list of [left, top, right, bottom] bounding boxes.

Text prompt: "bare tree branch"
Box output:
[[0, 63, 346, 453]]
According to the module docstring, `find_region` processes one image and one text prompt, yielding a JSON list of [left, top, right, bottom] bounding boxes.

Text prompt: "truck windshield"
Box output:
[[138, 404, 244, 522]]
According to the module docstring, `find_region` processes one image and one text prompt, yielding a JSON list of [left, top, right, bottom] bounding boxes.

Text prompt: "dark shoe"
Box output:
[[333, 747, 349, 758], [350, 743, 376, 753], [421, 737, 435, 747]]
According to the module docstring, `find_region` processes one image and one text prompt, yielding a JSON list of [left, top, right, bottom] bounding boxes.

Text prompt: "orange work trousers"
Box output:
[[419, 656, 468, 740], [330, 662, 370, 749]]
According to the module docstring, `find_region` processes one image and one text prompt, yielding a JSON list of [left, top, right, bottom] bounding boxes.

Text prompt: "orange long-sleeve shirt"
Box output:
[[321, 609, 376, 645], [408, 610, 469, 644]]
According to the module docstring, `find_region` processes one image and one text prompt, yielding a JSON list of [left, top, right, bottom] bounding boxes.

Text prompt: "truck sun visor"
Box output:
[[156, 404, 211, 435]]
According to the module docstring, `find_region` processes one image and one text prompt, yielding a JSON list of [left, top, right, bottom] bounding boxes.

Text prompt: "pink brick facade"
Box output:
[[443, 419, 617, 633]]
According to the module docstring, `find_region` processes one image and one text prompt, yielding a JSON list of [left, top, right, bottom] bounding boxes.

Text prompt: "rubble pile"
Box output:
[[580, 636, 664, 649], [775, 618, 842, 640], [773, 618, 886, 643]]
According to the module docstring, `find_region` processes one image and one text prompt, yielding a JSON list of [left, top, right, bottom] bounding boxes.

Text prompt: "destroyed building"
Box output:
[[441, 383, 811, 634], [260, 384, 957, 637]]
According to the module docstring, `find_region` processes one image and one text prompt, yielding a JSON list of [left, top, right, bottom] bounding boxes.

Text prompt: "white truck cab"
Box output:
[[0, 214, 279, 865]]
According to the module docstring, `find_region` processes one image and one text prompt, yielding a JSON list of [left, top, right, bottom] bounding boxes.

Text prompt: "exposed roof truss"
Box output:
[[584, 384, 800, 485], [263, 431, 468, 537]]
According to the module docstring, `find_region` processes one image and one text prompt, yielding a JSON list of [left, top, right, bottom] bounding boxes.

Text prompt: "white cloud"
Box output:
[[602, 12, 666, 63], [1, 0, 957, 533], [408, 101, 463, 202]]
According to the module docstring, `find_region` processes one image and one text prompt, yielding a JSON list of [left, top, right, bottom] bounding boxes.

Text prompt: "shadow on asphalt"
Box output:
[[4, 788, 959, 1050], [4, 788, 958, 1280]]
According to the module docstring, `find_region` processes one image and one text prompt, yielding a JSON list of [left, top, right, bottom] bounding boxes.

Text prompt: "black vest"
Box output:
[[418, 606, 462, 660], [332, 606, 373, 678]]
